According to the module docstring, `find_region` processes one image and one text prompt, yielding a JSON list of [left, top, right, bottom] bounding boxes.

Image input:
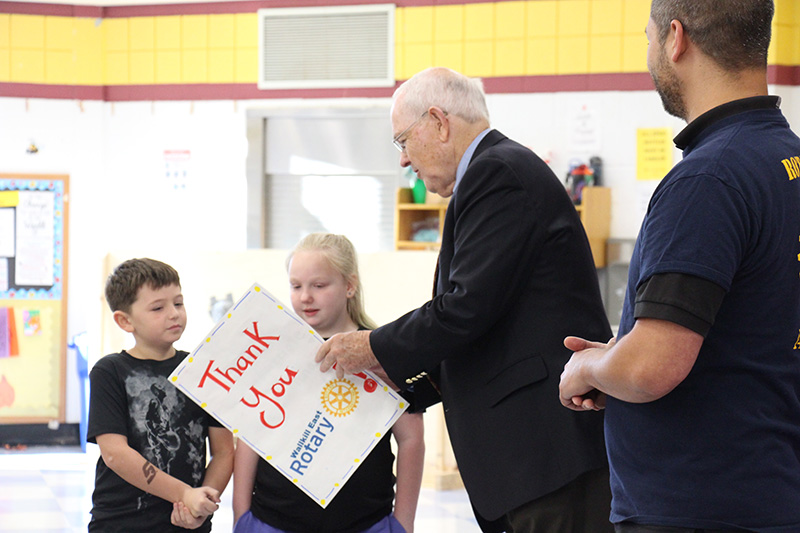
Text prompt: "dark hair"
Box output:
[[650, 0, 773, 71], [105, 258, 180, 313]]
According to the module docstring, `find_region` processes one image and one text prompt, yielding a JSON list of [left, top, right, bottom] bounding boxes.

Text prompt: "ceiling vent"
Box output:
[[258, 4, 395, 90]]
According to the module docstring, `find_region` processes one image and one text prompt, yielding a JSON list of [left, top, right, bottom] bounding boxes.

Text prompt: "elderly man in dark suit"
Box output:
[[317, 67, 612, 533]]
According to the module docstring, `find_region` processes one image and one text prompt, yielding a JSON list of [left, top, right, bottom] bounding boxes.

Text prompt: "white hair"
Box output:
[[393, 67, 490, 124]]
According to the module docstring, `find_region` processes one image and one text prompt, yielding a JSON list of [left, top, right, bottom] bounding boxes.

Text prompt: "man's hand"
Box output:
[[559, 336, 615, 411], [316, 330, 379, 379]]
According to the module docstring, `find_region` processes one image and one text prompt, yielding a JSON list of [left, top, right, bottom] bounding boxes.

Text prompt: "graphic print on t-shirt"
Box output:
[[124, 368, 206, 509]]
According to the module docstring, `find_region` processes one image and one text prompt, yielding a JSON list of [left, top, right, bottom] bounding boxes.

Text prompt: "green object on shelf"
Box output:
[[412, 178, 427, 203]]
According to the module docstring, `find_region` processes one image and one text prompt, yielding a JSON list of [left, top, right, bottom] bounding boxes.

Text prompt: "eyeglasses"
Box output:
[[392, 111, 428, 152]]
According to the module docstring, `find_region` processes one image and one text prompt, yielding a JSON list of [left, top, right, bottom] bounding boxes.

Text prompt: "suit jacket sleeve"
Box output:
[[371, 137, 547, 397]]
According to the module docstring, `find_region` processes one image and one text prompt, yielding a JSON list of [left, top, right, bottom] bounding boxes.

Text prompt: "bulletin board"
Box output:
[[0, 174, 69, 423]]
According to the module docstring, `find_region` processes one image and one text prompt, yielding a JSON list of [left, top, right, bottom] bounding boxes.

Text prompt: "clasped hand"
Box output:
[[559, 336, 615, 411], [170, 486, 220, 529]]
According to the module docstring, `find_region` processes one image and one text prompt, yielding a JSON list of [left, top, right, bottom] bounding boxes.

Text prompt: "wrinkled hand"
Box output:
[[316, 330, 378, 379], [171, 501, 206, 529], [181, 486, 220, 519], [559, 336, 615, 411], [369, 364, 399, 391]]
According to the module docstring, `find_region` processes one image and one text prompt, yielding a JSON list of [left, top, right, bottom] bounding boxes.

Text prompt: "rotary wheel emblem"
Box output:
[[320, 379, 359, 417]]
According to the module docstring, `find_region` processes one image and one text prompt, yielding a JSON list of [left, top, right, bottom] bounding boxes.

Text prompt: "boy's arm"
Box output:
[[391, 412, 425, 533], [202, 427, 234, 494], [232, 441, 259, 524], [96, 433, 220, 518]]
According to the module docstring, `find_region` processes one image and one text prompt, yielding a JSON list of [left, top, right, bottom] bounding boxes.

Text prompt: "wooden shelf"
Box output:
[[394, 188, 449, 251], [394, 186, 611, 267], [575, 186, 611, 268]]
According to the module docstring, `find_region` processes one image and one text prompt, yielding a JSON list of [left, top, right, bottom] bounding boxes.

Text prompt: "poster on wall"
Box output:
[[169, 283, 408, 508], [14, 191, 55, 287]]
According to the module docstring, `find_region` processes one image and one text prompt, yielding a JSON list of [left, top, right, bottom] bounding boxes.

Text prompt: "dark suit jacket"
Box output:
[[370, 130, 610, 521]]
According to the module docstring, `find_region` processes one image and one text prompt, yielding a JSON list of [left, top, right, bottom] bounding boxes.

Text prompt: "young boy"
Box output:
[[88, 258, 234, 532]]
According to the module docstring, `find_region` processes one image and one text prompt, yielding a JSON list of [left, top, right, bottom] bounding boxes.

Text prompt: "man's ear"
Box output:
[[113, 310, 134, 333], [669, 19, 688, 62], [428, 106, 450, 142]]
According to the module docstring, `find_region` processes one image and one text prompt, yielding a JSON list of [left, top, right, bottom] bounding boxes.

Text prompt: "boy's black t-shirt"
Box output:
[[87, 350, 221, 533]]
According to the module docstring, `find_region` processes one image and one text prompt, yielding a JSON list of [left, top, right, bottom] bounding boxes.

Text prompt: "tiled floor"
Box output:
[[0, 446, 481, 533]]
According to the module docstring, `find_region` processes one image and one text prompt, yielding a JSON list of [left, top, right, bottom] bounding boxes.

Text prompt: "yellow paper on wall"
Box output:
[[0, 191, 20, 208], [637, 128, 673, 180]]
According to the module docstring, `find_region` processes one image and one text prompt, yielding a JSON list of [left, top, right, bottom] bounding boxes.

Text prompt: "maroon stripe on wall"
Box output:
[[0, 73, 653, 101], [0, 0, 513, 17], [3, 68, 799, 102], [769, 65, 800, 86], [0, 82, 105, 99], [0, 1, 102, 17]]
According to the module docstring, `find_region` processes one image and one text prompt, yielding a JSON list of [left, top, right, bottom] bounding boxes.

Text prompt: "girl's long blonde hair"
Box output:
[[286, 233, 377, 330]]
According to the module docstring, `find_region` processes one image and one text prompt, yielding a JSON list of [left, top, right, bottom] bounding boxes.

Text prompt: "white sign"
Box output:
[[169, 283, 408, 507]]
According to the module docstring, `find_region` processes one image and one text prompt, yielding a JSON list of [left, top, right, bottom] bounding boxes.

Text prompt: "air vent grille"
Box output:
[[258, 5, 395, 89]]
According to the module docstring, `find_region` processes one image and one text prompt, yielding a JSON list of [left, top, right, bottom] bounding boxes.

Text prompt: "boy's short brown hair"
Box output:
[[105, 258, 181, 313]]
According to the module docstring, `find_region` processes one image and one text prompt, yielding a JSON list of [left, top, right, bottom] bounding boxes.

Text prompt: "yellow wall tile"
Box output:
[[182, 48, 207, 82], [774, 0, 797, 26], [621, 32, 647, 72], [590, 0, 623, 35], [0, 15, 9, 48], [771, 24, 800, 66], [46, 50, 74, 84], [558, 0, 590, 37], [495, 39, 524, 76], [11, 15, 45, 49], [156, 16, 181, 50], [209, 14, 235, 48], [395, 7, 405, 47], [463, 40, 493, 77], [526, 37, 557, 75], [404, 6, 434, 44], [234, 47, 258, 82], [403, 43, 434, 78], [104, 19, 129, 53], [433, 42, 463, 72], [11, 49, 45, 82], [209, 48, 234, 82], [155, 50, 181, 83], [235, 14, 258, 48], [434, 5, 463, 42], [464, 4, 494, 41], [130, 17, 155, 51], [528, 1, 557, 37], [182, 15, 208, 49], [557, 35, 588, 74], [45, 17, 74, 50], [105, 51, 129, 84], [589, 34, 622, 73], [74, 18, 103, 85], [496, 1, 525, 40], [130, 50, 155, 83], [622, 0, 650, 34], [0, 49, 9, 80]]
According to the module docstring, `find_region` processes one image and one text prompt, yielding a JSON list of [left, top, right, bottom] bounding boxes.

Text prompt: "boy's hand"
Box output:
[[171, 501, 206, 529], [181, 486, 220, 518]]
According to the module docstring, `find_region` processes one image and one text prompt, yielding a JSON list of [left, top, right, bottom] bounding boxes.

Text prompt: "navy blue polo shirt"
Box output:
[[609, 97, 800, 530]]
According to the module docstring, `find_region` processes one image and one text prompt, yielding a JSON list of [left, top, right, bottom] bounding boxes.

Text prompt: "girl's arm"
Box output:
[[95, 433, 220, 518], [232, 440, 260, 525], [391, 412, 425, 533]]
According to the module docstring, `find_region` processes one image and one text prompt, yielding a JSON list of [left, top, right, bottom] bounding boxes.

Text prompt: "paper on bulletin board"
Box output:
[[637, 127, 673, 180], [169, 283, 408, 508], [14, 191, 55, 286], [0, 208, 14, 258]]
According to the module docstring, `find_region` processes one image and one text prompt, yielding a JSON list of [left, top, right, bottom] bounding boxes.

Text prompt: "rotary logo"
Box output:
[[320, 379, 359, 417]]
